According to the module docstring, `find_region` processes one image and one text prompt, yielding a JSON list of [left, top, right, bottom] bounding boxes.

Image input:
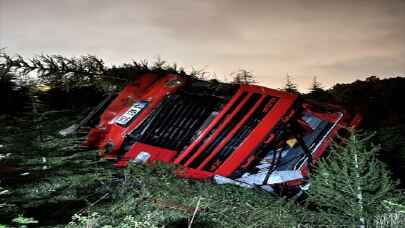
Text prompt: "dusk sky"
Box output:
[[1, 0, 404, 91]]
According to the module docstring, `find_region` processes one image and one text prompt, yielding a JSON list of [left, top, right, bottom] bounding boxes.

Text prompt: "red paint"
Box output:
[[173, 89, 245, 164], [86, 73, 361, 190], [197, 95, 266, 170], [183, 93, 253, 167]]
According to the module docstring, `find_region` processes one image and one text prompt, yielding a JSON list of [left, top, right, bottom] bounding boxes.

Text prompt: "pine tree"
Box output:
[[232, 69, 256, 84], [284, 74, 299, 93], [309, 76, 323, 93], [306, 76, 333, 102], [307, 131, 399, 227]]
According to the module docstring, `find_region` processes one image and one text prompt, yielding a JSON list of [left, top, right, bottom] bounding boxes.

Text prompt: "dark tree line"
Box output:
[[2, 52, 405, 185], [0, 52, 211, 113]]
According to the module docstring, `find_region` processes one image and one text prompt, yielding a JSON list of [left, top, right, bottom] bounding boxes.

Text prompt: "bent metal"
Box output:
[[79, 73, 361, 195]]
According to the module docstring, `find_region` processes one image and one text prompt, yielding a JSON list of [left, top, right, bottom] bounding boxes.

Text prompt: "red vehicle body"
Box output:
[[85, 73, 361, 193]]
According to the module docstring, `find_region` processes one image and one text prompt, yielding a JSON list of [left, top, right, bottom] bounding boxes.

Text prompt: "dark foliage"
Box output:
[[283, 74, 299, 94], [231, 69, 257, 84], [330, 76, 405, 129], [0, 52, 209, 113], [304, 76, 336, 103], [375, 126, 405, 187], [1, 51, 405, 227], [0, 72, 31, 115], [327, 76, 405, 185]]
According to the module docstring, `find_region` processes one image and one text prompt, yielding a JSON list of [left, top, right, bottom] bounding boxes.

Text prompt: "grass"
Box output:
[[1, 111, 403, 227], [0, 112, 307, 227]]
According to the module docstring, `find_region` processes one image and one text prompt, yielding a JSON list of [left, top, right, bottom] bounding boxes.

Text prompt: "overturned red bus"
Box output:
[[84, 73, 361, 194]]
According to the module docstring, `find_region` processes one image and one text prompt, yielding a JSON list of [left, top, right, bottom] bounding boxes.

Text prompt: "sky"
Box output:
[[1, 0, 405, 91]]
